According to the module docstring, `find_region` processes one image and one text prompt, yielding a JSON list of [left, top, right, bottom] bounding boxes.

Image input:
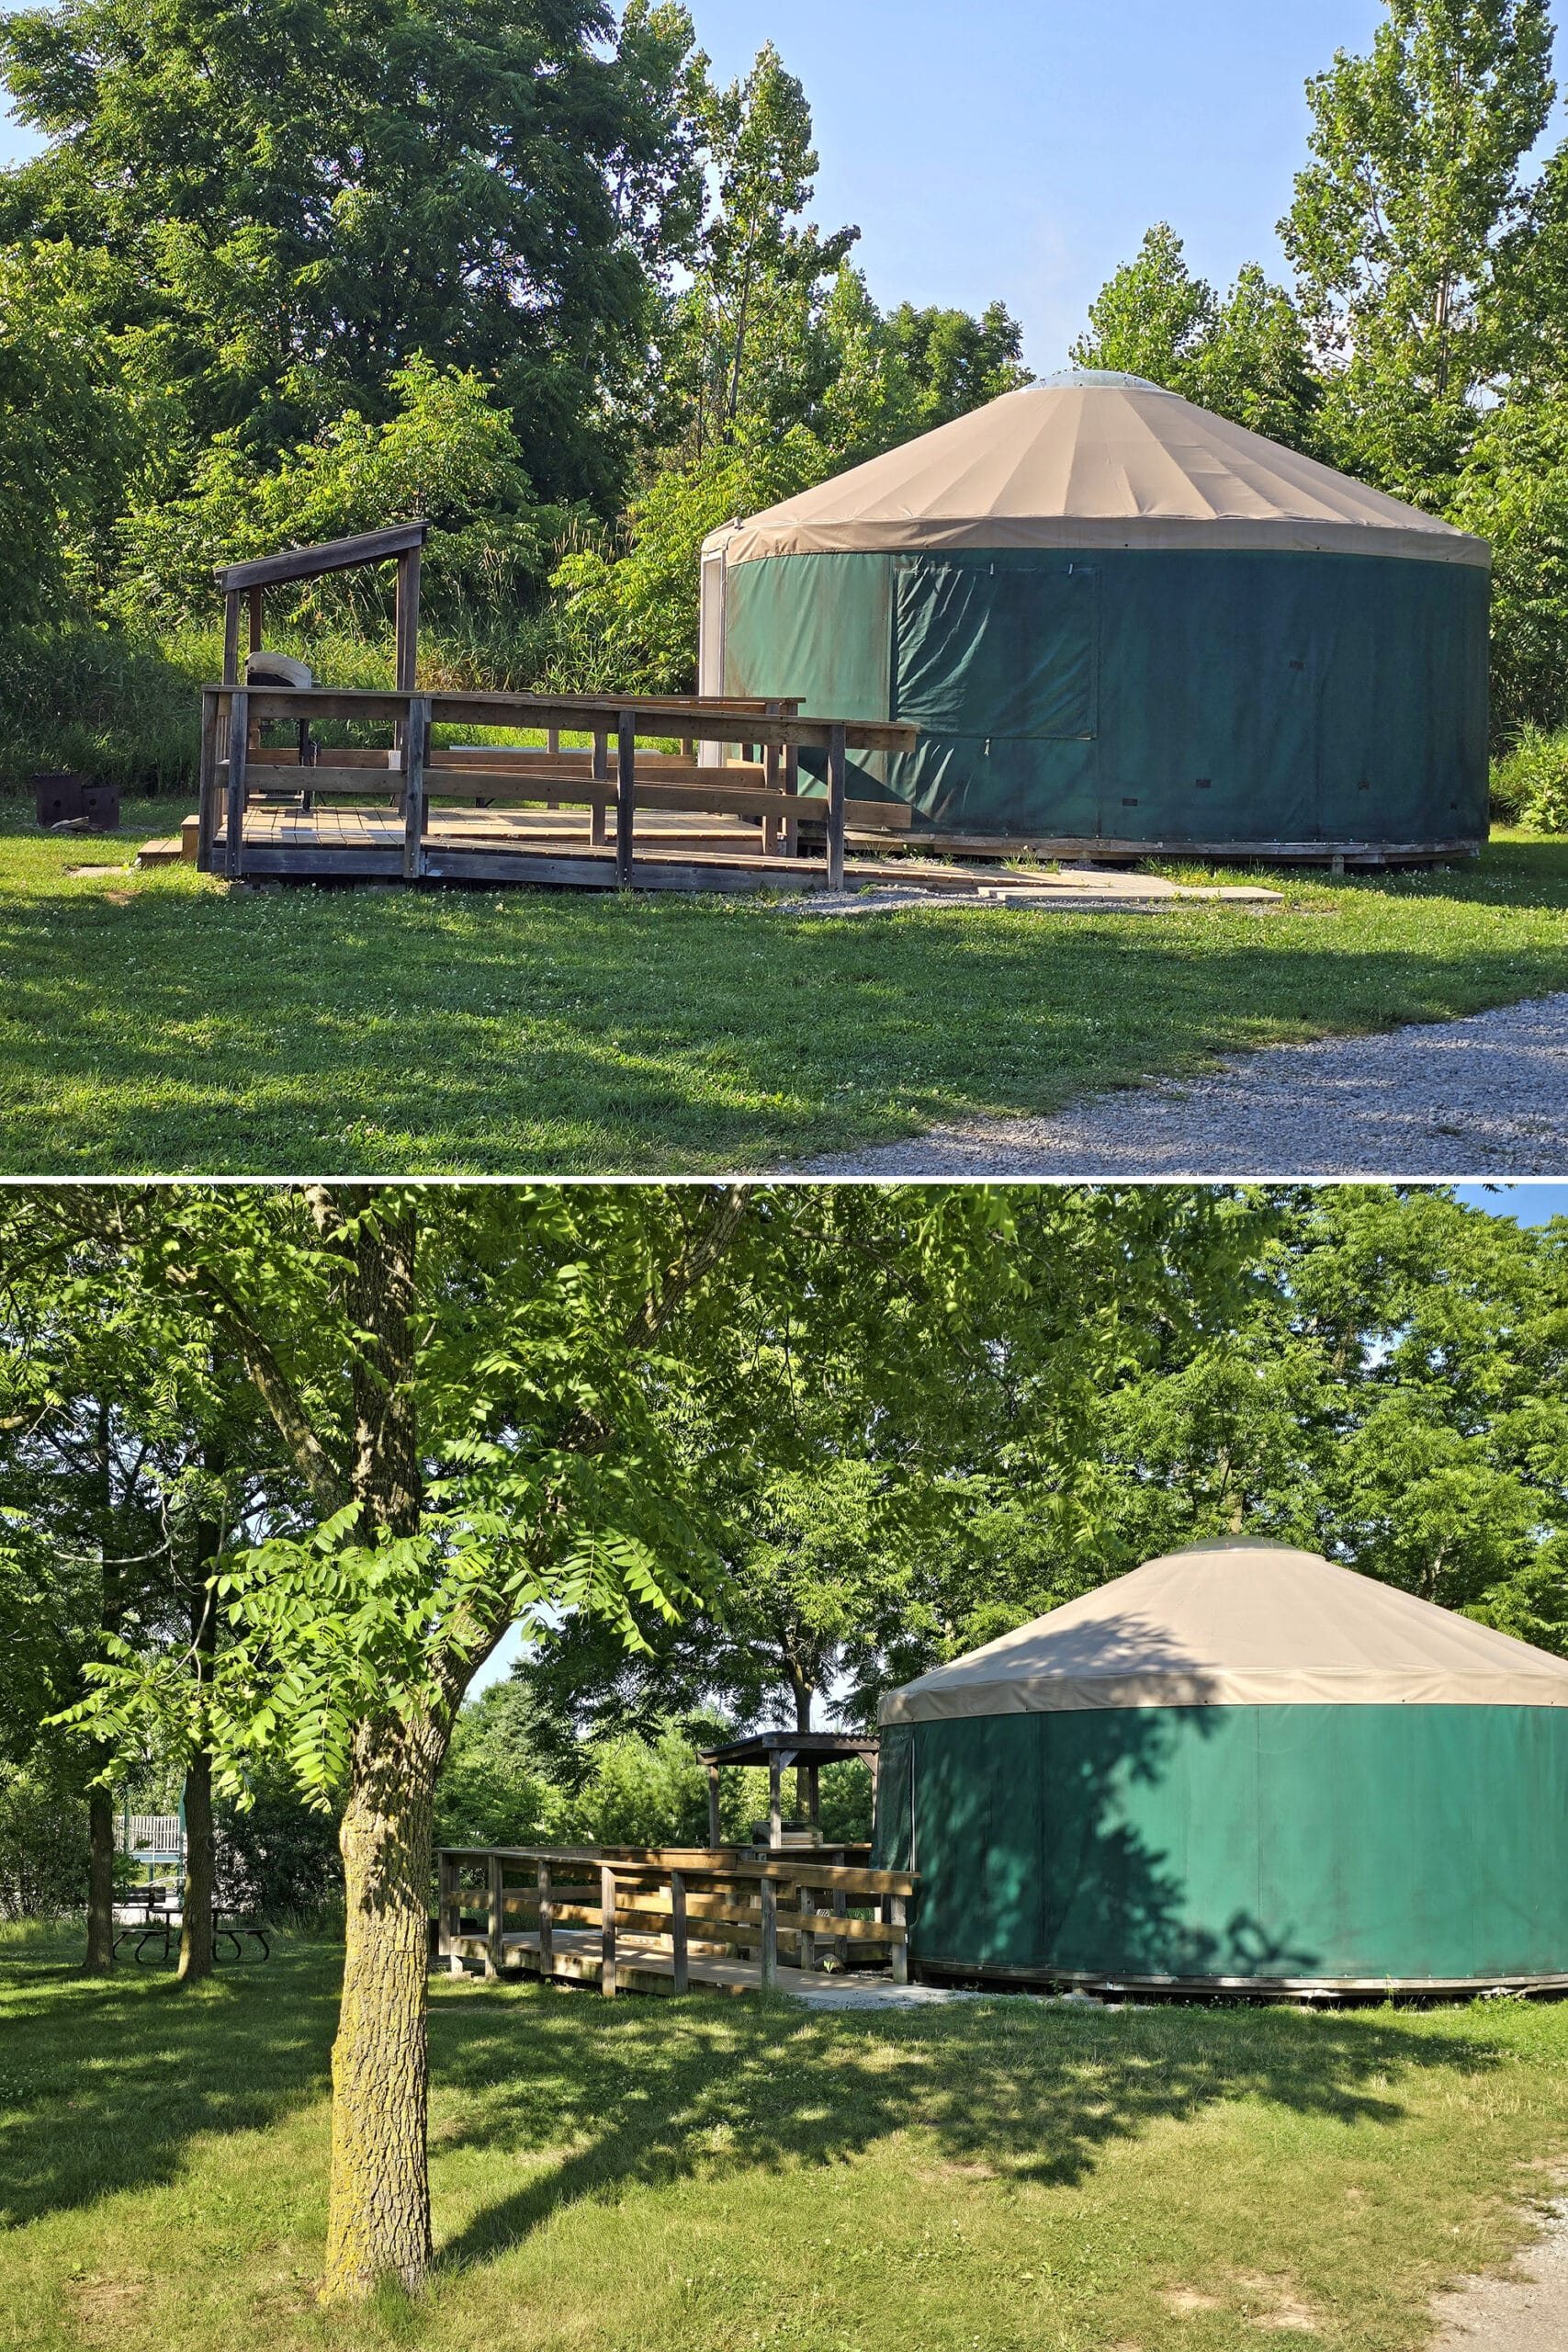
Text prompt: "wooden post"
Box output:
[[486, 1852, 502, 1980], [806, 1762, 820, 1827], [600, 1863, 617, 1997], [760, 1874, 778, 1987], [889, 1892, 908, 1984], [762, 699, 783, 854], [783, 739, 800, 857], [832, 1883, 848, 1966], [393, 548, 421, 692], [224, 688, 249, 880], [707, 1761, 722, 1849], [536, 1860, 553, 1979], [615, 709, 636, 888], [797, 1879, 817, 1974], [671, 1868, 689, 1994], [768, 1752, 782, 1849], [247, 586, 263, 656], [221, 591, 242, 686], [591, 729, 609, 848], [196, 689, 220, 873], [436, 1850, 456, 1968], [402, 694, 429, 880], [826, 720, 848, 891]]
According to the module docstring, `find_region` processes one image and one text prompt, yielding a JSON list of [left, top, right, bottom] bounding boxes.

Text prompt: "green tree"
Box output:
[[1072, 224, 1321, 450], [0, 0, 706, 505], [23, 1179, 1051, 2299], [1280, 0, 1555, 491]]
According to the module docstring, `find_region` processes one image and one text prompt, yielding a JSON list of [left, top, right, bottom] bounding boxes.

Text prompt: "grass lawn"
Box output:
[[2, 798, 1566, 1173], [3, 1928, 1568, 2351]]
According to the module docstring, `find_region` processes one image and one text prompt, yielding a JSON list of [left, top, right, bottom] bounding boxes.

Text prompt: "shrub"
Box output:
[[0, 1764, 89, 1918], [1490, 722, 1568, 831]]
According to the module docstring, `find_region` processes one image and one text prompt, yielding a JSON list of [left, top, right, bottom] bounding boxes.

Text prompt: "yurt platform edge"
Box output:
[[915, 1962, 1568, 2006]]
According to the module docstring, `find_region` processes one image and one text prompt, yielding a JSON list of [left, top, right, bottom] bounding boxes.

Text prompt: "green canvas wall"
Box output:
[[873, 1706, 1568, 1984], [723, 547, 1490, 846]]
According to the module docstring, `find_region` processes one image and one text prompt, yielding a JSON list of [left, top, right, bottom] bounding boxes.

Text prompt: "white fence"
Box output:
[[115, 1814, 185, 1863]]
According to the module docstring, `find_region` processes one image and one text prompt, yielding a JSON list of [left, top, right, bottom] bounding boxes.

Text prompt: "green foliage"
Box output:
[[1280, 0, 1555, 492], [1489, 721, 1568, 828], [434, 1680, 557, 1849], [214, 1763, 342, 1925], [116, 359, 560, 634], [1072, 227, 1321, 451], [0, 1758, 88, 1917], [1451, 395, 1568, 737], [0, 0, 705, 506]]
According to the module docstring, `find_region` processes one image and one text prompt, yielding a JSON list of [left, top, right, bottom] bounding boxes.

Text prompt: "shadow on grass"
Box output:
[[0, 835, 1565, 1171], [0, 1934, 337, 2227], [428, 1981, 1506, 2271]]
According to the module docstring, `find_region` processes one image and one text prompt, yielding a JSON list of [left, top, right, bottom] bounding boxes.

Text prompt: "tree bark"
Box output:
[[322, 1713, 443, 2301], [178, 1532, 220, 1983], [317, 1190, 444, 2302], [85, 1785, 116, 1972], [84, 1401, 119, 1974]]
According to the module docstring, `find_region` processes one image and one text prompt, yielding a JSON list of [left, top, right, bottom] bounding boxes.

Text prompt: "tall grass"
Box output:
[[1491, 722, 1568, 831]]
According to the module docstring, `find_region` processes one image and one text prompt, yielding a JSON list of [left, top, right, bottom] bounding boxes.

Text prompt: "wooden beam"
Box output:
[[224, 689, 249, 879], [221, 594, 242, 687], [402, 695, 430, 881], [236, 686, 919, 753], [768, 1755, 782, 1850], [671, 1870, 689, 1995], [214, 520, 429, 594], [615, 709, 636, 888], [486, 1853, 503, 1980], [601, 1864, 618, 1997], [826, 720, 848, 892], [247, 587, 264, 654], [196, 690, 221, 873], [591, 731, 608, 847], [760, 1877, 778, 1988], [707, 1762, 721, 1849], [537, 1860, 554, 1978]]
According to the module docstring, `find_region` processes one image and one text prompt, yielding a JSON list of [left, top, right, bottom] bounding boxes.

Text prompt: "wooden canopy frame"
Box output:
[[214, 521, 430, 689], [699, 1730, 881, 1850]]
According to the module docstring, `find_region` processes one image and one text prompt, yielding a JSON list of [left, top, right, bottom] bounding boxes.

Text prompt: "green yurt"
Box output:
[[701, 374, 1490, 859], [872, 1539, 1568, 1993]]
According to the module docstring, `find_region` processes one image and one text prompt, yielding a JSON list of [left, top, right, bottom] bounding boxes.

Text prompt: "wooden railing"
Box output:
[[435, 1844, 919, 1997], [197, 687, 920, 891]]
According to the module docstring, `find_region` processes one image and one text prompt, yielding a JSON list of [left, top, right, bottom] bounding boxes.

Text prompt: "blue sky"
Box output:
[[6, 2, 1564, 368]]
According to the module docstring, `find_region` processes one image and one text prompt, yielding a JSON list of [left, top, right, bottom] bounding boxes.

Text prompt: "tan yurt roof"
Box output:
[[879, 1539, 1568, 1723], [708, 374, 1489, 570]]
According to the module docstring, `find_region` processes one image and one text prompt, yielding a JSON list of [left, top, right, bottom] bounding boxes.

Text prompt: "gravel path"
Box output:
[[804, 992, 1568, 1177], [1429, 2195, 1568, 2352]]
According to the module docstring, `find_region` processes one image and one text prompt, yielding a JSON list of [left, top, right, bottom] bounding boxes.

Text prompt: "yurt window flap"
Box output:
[[891, 556, 1100, 741]]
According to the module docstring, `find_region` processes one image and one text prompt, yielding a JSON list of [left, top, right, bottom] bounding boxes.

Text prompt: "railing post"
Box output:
[[671, 1867, 689, 1994], [402, 694, 429, 881], [832, 1883, 848, 1966], [221, 591, 242, 687], [224, 687, 250, 881], [797, 1877, 817, 1974], [762, 699, 783, 855], [592, 729, 608, 847], [615, 710, 637, 888], [888, 1892, 908, 1985], [760, 1872, 778, 1988], [601, 1862, 617, 1997], [537, 1859, 553, 1979], [486, 1851, 502, 1980], [707, 1760, 722, 1849], [437, 1850, 455, 1968], [826, 719, 848, 892], [196, 689, 220, 873]]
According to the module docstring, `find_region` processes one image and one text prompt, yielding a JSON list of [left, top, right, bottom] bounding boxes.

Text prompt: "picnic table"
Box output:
[[110, 1894, 271, 1964]]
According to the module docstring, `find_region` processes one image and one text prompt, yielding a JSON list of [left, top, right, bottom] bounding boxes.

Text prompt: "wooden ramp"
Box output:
[[472, 1925, 833, 1998]]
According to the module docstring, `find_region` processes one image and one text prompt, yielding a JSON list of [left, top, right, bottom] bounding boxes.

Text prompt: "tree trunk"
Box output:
[[177, 1747, 215, 1982], [84, 1400, 118, 1974], [321, 1716, 442, 2301], [178, 1546, 220, 1984], [85, 1784, 116, 1972]]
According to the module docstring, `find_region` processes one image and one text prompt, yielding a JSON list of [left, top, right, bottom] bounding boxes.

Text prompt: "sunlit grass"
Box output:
[[2, 1926, 1567, 2351], [1, 803, 1565, 1174]]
